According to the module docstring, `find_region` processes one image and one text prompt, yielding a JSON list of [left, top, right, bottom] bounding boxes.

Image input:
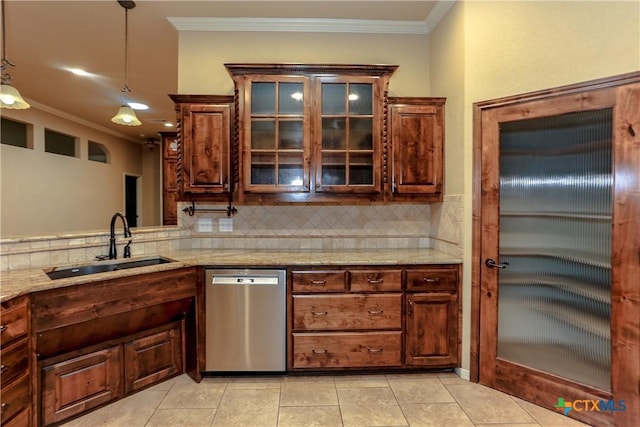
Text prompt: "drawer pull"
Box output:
[[367, 279, 384, 284], [312, 349, 328, 355], [1, 402, 8, 413], [423, 277, 440, 283], [0, 324, 7, 333], [408, 299, 414, 316], [0, 364, 7, 374], [367, 347, 383, 353], [311, 311, 328, 316], [310, 280, 327, 285], [367, 310, 384, 315]]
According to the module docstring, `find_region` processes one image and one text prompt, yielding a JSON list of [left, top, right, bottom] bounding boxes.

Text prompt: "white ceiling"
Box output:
[[4, 1, 447, 142]]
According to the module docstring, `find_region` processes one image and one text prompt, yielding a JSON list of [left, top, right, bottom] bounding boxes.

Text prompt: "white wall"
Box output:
[[0, 106, 159, 236]]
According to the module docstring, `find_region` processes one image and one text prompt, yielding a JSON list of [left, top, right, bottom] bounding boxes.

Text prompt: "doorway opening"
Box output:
[[124, 174, 140, 228]]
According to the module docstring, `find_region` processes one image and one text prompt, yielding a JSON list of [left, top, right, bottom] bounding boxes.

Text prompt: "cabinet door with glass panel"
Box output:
[[315, 76, 381, 194], [244, 76, 311, 193]]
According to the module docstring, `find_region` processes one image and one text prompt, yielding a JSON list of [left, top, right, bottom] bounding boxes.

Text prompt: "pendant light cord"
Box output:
[[122, 7, 130, 93], [1, 0, 15, 80]]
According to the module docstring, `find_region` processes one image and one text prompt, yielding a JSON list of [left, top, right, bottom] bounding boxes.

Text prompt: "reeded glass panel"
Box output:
[[279, 83, 304, 114], [349, 118, 373, 150], [279, 120, 303, 149], [348, 83, 373, 115], [251, 82, 276, 114], [498, 109, 612, 391], [322, 83, 346, 115], [251, 120, 276, 149], [322, 118, 346, 149]]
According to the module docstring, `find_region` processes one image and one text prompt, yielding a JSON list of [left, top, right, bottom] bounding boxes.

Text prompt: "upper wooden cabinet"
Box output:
[[389, 97, 445, 202], [160, 131, 178, 225], [169, 95, 234, 199], [226, 64, 397, 203]]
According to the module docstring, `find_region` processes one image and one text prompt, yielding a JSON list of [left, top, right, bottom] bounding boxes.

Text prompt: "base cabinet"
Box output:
[[288, 265, 461, 372], [124, 323, 183, 393], [405, 292, 458, 367], [42, 346, 123, 426]]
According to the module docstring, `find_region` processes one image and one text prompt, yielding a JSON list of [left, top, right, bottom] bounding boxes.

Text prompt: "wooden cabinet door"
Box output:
[[405, 292, 458, 367], [124, 323, 183, 393], [182, 104, 231, 194], [161, 131, 178, 225], [42, 346, 123, 426], [390, 98, 445, 200]]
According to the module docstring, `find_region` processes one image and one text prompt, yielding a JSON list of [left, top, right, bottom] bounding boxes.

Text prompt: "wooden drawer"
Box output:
[[350, 270, 402, 292], [0, 296, 28, 347], [291, 270, 346, 292], [405, 267, 459, 291], [0, 338, 29, 386], [292, 331, 402, 368], [292, 294, 401, 331], [2, 407, 30, 427], [0, 373, 30, 425]]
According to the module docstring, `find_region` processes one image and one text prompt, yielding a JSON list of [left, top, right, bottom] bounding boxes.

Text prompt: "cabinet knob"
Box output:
[[367, 279, 384, 284], [407, 299, 414, 316], [311, 311, 328, 316], [310, 280, 326, 285], [423, 277, 440, 283], [312, 349, 328, 355], [367, 347, 383, 353], [0, 324, 7, 333], [367, 310, 384, 315], [1, 402, 8, 414], [0, 364, 7, 373]]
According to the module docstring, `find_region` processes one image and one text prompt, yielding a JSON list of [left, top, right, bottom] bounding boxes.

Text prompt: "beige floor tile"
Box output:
[[277, 406, 343, 427], [437, 372, 471, 385], [227, 376, 283, 389], [388, 377, 455, 404], [474, 424, 541, 427], [212, 388, 280, 427], [61, 390, 166, 427], [280, 380, 339, 406], [446, 384, 537, 424], [146, 375, 181, 391], [284, 374, 335, 382], [146, 408, 216, 427], [338, 387, 408, 427], [335, 374, 389, 388], [385, 372, 441, 381], [158, 378, 226, 409], [513, 397, 592, 426], [400, 402, 474, 427]]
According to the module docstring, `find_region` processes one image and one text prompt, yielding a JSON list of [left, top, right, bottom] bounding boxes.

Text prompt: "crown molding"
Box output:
[[168, 17, 430, 34], [424, 1, 456, 32]]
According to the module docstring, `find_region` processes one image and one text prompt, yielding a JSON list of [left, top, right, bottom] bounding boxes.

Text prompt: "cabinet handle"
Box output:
[[423, 277, 440, 283], [311, 311, 328, 316], [0, 364, 7, 374], [312, 349, 328, 354], [310, 280, 327, 285], [408, 299, 413, 316], [367, 347, 383, 353], [0, 324, 7, 333], [367, 310, 384, 315], [1, 402, 8, 414], [367, 279, 384, 284]]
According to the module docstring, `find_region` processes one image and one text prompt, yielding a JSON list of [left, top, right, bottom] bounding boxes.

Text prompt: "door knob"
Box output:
[[485, 259, 509, 269]]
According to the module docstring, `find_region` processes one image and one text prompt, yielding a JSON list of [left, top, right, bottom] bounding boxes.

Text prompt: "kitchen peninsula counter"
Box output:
[[0, 248, 461, 302]]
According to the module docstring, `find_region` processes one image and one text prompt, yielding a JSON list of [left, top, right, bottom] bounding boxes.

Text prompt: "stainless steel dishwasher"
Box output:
[[205, 269, 286, 372]]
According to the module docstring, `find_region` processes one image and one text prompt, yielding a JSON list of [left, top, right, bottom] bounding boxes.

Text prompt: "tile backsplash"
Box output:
[[0, 197, 463, 271]]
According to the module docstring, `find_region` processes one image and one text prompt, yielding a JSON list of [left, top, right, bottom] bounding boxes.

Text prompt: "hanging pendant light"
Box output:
[[111, 0, 141, 126], [0, 0, 30, 109]]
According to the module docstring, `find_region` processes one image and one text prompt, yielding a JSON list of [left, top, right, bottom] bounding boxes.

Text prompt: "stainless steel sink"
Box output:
[[46, 256, 175, 280]]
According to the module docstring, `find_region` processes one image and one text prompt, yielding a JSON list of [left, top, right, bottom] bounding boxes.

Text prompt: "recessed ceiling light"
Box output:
[[127, 101, 149, 110], [68, 68, 91, 77]]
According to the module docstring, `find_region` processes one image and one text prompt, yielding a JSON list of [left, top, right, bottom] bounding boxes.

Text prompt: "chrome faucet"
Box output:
[[109, 212, 132, 259]]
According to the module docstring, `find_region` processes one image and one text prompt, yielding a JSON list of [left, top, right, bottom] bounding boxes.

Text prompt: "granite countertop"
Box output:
[[0, 248, 461, 302]]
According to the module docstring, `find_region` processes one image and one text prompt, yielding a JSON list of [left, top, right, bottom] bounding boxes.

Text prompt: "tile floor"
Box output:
[[61, 372, 591, 427]]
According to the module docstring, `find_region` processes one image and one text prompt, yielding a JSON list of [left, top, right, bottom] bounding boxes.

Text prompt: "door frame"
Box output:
[[471, 71, 640, 426], [124, 173, 142, 227]]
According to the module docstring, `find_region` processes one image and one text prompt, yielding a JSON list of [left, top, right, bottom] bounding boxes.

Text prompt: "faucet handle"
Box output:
[[123, 240, 132, 258]]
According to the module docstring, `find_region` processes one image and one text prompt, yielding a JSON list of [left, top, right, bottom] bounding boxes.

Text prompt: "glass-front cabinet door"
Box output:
[[315, 77, 379, 193], [245, 76, 311, 193]]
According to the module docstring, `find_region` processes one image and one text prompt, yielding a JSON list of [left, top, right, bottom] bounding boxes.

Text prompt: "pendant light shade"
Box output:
[[111, 105, 141, 126], [1, 0, 30, 110], [112, 1, 140, 126], [0, 81, 30, 109]]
